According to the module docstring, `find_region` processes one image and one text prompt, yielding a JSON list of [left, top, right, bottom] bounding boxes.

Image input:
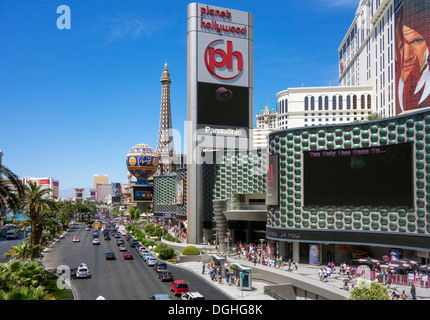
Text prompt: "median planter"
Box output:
[[181, 246, 200, 256]]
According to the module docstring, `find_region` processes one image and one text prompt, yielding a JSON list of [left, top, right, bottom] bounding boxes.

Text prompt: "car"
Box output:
[[105, 252, 116, 260], [135, 244, 143, 251], [149, 294, 171, 300], [5, 229, 19, 239], [139, 248, 150, 256], [170, 280, 189, 296], [85, 226, 90, 231], [92, 238, 100, 245], [141, 253, 153, 260], [146, 257, 157, 266], [158, 270, 174, 282], [72, 236, 80, 242], [181, 292, 205, 300], [119, 245, 127, 251], [76, 263, 90, 278], [114, 233, 120, 238], [130, 240, 139, 248], [116, 239, 124, 246], [154, 261, 168, 272], [104, 234, 111, 240], [123, 252, 134, 260]]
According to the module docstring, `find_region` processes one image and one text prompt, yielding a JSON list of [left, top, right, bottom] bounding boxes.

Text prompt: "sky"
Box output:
[[0, 0, 360, 190]]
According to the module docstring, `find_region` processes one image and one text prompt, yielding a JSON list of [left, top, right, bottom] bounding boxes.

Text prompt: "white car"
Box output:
[[181, 292, 205, 300], [92, 238, 100, 245], [76, 263, 90, 278], [72, 236, 80, 242], [146, 257, 157, 266], [119, 245, 127, 251]]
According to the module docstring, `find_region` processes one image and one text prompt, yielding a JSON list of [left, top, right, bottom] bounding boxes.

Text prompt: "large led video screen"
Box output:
[[303, 142, 414, 206], [395, 0, 430, 114], [197, 81, 249, 128], [133, 186, 153, 201]]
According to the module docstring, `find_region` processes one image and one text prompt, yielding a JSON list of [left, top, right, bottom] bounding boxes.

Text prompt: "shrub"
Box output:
[[153, 243, 168, 254], [181, 246, 200, 256], [346, 280, 390, 300], [158, 248, 175, 260]]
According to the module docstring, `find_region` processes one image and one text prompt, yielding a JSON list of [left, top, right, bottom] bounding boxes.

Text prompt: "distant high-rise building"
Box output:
[[22, 177, 59, 199], [96, 183, 112, 203], [94, 175, 108, 189], [156, 63, 176, 175]]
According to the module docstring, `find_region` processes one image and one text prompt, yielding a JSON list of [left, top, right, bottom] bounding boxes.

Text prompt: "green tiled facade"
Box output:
[[153, 174, 176, 216], [267, 109, 430, 250]]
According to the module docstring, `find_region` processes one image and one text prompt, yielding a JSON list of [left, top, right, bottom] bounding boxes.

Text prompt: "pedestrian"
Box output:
[[288, 259, 292, 271], [323, 268, 328, 282], [410, 284, 417, 300], [401, 290, 407, 300], [202, 261, 205, 275], [292, 259, 298, 270], [319, 268, 323, 281], [345, 265, 351, 278]]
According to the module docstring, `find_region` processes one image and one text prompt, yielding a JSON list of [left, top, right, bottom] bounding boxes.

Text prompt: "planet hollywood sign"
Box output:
[[188, 3, 252, 142], [199, 5, 247, 35]]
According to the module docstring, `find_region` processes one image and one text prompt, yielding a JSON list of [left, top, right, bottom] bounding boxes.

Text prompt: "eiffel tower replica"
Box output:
[[156, 62, 176, 175]]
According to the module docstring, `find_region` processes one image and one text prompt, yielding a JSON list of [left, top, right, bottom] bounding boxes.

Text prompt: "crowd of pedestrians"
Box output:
[[201, 260, 240, 287]]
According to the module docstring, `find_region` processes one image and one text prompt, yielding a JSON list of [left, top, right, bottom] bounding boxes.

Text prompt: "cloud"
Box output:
[[100, 14, 162, 45]]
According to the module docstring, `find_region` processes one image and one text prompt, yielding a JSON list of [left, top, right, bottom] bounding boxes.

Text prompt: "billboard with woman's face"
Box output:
[[395, 0, 430, 114]]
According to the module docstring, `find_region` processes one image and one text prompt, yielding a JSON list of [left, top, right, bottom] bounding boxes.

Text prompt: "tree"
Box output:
[[346, 280, 390, 300], [366, 112, 384, 121], [0, 164, 24, 219], [19, 181, 58, 259], [5, 241, 31, 261]]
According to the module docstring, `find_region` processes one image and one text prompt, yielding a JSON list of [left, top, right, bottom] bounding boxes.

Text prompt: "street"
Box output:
[[41, 223, 230, 300]]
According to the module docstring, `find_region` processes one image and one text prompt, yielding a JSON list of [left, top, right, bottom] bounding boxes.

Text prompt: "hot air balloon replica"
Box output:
[[125, 143, 158, 186]]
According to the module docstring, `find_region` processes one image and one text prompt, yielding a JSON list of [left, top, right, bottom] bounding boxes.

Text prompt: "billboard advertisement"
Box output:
[[176, 180, 184, 204], [303, 142, 413, 206], [111, 196, 121, 205], [188, 3, 253, 139], [395, 0, 430, 114], [133, 186, 153, 202], [266, 154, 279, 206], [112, 182, 122, 197]]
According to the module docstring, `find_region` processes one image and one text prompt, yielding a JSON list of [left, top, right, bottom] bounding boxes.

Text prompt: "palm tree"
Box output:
[[366, 112, 384, 121], [0, 164, 24, 219], [5, 241, 31, 261], [19, 181, 58, 259]]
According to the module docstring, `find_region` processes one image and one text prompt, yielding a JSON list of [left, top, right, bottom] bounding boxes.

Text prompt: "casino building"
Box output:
[[267, 0, 430, 264], [152, 1, 430, 265]]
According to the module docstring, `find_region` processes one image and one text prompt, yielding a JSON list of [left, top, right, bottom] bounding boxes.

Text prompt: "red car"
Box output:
[[170, 280, 189, 296], [123, 252, 134, 260]]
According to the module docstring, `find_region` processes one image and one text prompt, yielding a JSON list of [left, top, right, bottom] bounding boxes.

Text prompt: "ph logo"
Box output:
[[204, 39, 243, 80]]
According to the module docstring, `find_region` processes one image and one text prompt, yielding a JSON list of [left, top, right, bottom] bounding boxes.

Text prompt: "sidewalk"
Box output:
[[178, 256, 430, 300]]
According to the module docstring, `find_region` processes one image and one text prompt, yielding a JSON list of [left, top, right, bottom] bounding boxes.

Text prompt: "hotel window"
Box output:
[[310, 96, 315, 111], [332, 96, 337, 110], [325, 96, 329, 110], [338, 95, 343, 110], [304, 96, 309, 111]]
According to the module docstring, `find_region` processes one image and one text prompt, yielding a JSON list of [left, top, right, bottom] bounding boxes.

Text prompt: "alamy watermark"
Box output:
[[56, 5, 71, 30]]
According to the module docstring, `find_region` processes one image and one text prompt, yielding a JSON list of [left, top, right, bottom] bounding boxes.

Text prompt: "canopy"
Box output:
[[418, 264, 430, 273], [398, 258, 419, 266], [387, 260, 415, 270], [352, 257, 384, 266]]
